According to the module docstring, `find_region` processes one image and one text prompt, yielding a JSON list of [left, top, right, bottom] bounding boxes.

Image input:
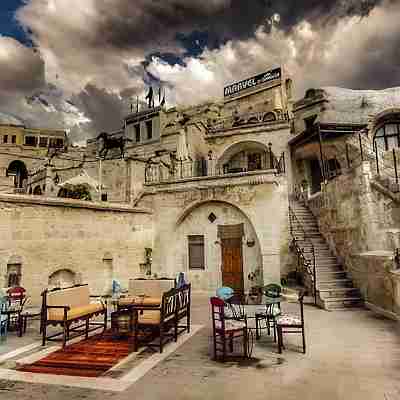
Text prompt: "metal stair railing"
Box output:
[[288, 204, 317, 305]]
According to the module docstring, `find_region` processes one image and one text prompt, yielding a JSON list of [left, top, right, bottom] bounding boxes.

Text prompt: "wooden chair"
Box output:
[[276, 291, 306, 354], [210, 297, 248, 362]]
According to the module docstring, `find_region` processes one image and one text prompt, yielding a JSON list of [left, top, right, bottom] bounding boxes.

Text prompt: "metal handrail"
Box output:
[[288, 204, 317, 305]]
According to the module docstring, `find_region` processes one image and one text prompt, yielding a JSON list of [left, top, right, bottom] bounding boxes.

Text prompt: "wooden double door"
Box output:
[[221, 238, 244, 295]]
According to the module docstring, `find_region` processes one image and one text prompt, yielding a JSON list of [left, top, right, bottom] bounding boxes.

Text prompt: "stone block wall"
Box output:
[[0, 194, 153, 305]]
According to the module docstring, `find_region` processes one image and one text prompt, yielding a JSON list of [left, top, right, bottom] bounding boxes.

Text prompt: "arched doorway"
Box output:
[[7, 160, 28, 188], [175, 200, 262, 293]]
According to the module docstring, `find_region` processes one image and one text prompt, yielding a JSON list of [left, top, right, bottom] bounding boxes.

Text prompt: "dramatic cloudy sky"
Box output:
[[0, 0, 399, 143]]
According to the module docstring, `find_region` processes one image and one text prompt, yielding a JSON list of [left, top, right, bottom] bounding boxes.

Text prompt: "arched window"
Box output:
[[374, 123, 400, 151]]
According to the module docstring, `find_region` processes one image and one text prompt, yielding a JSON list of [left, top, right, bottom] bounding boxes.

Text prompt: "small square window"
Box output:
[[3, 135, 8, 143], [39, 137, 48, 147], [135, 124, 140, 142], [11, 135, 16, 144], [25, 136, 37, 146]]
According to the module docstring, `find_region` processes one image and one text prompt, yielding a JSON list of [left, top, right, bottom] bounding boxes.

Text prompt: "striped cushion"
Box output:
[[215, 319, 246, 331]]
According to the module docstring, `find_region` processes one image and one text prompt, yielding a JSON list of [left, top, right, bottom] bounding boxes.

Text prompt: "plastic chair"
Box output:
[[210, 297, 249, 362], [276, 291, 306, 354]]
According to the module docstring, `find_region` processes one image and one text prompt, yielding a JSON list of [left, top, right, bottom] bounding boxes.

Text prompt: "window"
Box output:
[[7, 263, 21, 287], [374, 123, 400, 151], [188, 235, 205, 269], [11, 135, 16, 144], [135, 124, 140, 142], [146, 120, 153, 140], [49, 138, 64, 148], [24, 136, 37, 146], [3, 135, 8, 144], [39, 137, 48, 147]]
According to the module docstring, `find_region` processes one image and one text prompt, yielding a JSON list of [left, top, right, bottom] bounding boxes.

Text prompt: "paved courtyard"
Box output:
[[0, 294, 400, 400]]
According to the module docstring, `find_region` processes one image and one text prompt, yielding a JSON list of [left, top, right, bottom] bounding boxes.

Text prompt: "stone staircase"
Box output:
[[290, 200, 364, 310]]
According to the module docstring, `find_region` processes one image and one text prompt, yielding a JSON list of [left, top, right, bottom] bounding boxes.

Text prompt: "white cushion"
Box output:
[[276, 314, 301, 325]]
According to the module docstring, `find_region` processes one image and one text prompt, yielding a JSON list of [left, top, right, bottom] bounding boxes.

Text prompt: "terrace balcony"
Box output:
[[206, 110, 289, 134], [144, 150, 285, 185]]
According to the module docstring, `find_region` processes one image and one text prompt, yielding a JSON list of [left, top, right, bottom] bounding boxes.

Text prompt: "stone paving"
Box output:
[[0, 294, 399, 400]]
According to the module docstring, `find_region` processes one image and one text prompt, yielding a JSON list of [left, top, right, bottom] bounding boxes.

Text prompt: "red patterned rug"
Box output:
[[18, 330, 154, 377]]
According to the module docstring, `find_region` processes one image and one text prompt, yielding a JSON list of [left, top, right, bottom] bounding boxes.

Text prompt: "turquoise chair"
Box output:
[[0, 291, 8, 341]]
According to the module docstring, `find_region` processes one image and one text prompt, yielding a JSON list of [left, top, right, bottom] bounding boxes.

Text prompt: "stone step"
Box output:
[[317, 271, 347, 279], [320, 296, 364, 310], [317, 279, 354, 289], [315, 265, 343, 272], [318, 287, 360, 299]]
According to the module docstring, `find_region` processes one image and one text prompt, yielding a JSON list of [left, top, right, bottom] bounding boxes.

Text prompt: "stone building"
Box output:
[[290, 86, 400, 316], [0, 114, 68, 194], [2, 70, 400, 320]]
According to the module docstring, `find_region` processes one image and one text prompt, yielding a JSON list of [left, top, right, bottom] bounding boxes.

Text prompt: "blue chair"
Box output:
[[0, 292, 8, 341]]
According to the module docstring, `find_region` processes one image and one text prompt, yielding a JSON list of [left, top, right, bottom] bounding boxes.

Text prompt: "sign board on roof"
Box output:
[[224, 67, 281, 97]]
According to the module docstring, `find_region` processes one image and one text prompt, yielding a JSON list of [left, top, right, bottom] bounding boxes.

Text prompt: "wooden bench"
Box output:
[[118, 278, 176, 309], [41, 284, 107, 348], [132, 283, 191, 353]]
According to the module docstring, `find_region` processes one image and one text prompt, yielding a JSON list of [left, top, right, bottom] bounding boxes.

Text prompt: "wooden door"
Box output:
[[221, 238, 244, 295]]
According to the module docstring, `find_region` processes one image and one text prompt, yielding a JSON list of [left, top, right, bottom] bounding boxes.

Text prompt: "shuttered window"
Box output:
[[188, 235, 205, 270]]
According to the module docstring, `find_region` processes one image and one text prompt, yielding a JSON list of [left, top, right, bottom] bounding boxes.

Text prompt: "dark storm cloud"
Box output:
[[87, 0, 386, 53], [0, 37, 44, 95], [71, 85, 126, 135]]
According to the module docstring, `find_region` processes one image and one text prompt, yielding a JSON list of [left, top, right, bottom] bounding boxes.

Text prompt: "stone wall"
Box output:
[[0, 194, 153, 305], [312, 161, 400, 316], [137, 172, 289, 293]]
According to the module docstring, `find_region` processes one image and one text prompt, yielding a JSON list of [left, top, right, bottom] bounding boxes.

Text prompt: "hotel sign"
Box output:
[[224, 67, 281, 97]]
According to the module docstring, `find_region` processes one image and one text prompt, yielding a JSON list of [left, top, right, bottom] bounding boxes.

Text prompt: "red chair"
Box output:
[[210, 297, 248, 362]]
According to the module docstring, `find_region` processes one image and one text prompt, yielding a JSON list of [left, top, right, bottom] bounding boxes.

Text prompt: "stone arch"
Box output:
[[33, 186, 42, 195], [263, 112, 276, 122], [174, 199, 263, 292], [216, 140, 270, 172], [48, 268, 77, 288], [7, 160, 28, 188], [373, 108, 400, 126]]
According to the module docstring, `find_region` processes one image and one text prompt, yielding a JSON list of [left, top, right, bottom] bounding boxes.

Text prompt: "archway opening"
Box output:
[[7, 160, 28, 188], [217, 141, 270, 174], [48, 269, 77, 289]]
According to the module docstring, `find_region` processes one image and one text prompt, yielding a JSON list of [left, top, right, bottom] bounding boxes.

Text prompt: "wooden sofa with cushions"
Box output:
[[131, 283, 191, 353], [41, 284, 107, 348], [118, 278, 176, 309]]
